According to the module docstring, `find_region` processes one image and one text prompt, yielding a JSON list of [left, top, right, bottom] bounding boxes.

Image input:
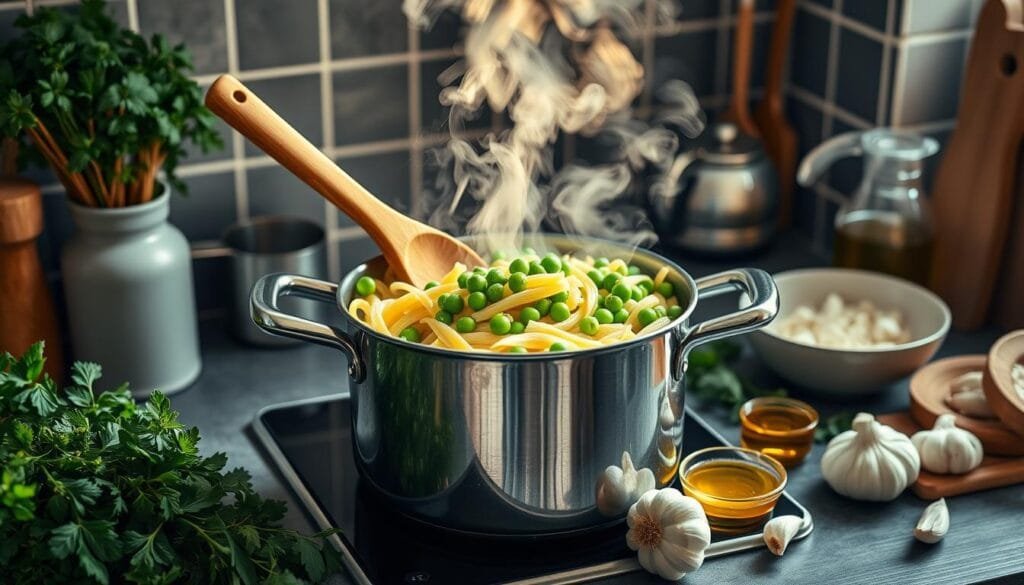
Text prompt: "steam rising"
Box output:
[[406, 0, 704, 253]]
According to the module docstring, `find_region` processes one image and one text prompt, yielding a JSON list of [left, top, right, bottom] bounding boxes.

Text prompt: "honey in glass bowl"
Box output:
[[680, 447, 787, 534], [739, 397, 819, 467]]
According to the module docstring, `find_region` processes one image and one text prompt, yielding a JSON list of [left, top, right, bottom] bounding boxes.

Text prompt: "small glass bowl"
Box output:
[[679, 446, 787, 534], [739, 397, 819, 467]]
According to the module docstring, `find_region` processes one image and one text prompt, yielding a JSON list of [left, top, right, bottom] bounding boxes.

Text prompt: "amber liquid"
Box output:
[[740, 404, 816, 467], [682, 460, 782, 533], [833, 212, 933, 285]]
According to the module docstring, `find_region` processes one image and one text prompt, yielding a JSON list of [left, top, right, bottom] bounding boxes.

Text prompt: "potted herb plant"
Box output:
[[0, 0, 222, 396]]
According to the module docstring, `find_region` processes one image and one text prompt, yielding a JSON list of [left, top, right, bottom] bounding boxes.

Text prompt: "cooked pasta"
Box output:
[[347, 251, 686, 353]]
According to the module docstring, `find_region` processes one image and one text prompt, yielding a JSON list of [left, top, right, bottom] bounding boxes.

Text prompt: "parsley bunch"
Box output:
[[0, 342, 339, 584], [686, 340, 787, 422], [0, 0, 221, 207]]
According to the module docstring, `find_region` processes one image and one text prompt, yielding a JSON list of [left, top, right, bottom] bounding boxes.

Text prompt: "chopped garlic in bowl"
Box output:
[[773, 293, 911, 349]]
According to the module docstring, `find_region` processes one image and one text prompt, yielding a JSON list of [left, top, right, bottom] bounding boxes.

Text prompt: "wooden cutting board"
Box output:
[[878, 412, 1024, 499], [929, 0, 1024, 330]]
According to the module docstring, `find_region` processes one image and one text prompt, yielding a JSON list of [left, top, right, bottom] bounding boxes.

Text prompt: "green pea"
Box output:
[[637, 307, 658, 327], [356, 276, 376, 296], [486, 283, 505, 302], [587, 269, 603, 285], [508, 272, 528, 292], [534, 298, 552, 317], [601, 272, 621, 290], [595, 308, 614, 324], [631, 286, 644, 302], [604, 295, 624, 312], [668, 305, 684, 319], [522, 247, 536, 256], [580, 316, 599, 336], [611, 283, 632, 301], [468, 291, 488, 310], [528, 261, 546, 275], [441, 293, 464, 314], [424, 281, 439, 290], [490, 313, 512, 335], [657, 281, 675, 297], [561, 262, 572, 276], [486, 268, 507, 286], [399, 327, 421, 342], [655, 306, 668, 318], [457, 272, 469, 289], [596, 295, 605, 309], [509, 258, 530, 274], [474, 266, 487, 274], [491, 250, 506, 261], [638, 280, 654, 294], [467, 274, 488, 293], [455, 316, 476, 333], [520, 307, 541, 323], [550, 291, 569, 303], [627, 265, 641, 275], [613, 308, 630, 323], [549, 302, 571, 322], [508, 345, 528, 353], [435, 310, 453, 324], [510, 321, 525, 334], [549, 342, 568, 352], [594, 257, 609, 268], [541, 254, 562, 274]]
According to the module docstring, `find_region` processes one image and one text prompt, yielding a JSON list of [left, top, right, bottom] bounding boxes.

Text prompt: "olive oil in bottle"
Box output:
[[833, 210, 933, 285]]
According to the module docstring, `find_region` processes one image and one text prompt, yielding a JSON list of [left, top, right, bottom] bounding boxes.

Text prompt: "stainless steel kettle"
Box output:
[[649, 122, 778, 254]]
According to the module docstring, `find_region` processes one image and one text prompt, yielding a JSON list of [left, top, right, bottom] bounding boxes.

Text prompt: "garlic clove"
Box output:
[[763, 515, 804, 556], [914, 498, 949, 544]]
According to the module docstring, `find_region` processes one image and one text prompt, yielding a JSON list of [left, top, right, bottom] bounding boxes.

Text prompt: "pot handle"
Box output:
[[250, 273, 365, 382], [672, 268, 778, 380]]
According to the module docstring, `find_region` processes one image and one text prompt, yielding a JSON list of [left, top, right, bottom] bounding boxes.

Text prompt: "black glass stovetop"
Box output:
[[252, 394, 811, 585]]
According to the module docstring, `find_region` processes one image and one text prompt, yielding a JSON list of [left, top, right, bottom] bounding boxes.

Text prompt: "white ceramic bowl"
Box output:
[[745, 268, 951, 396]]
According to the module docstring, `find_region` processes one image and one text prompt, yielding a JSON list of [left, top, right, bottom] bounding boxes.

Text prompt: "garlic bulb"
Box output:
[[595, 452, 656, 516], [820, 412, 920, 501], [914, 499, 950, 544], [912, 414, 984, 474], [763, 515, 803, 556], [945, 371, 996, 418], [626, 489, 711, 580]]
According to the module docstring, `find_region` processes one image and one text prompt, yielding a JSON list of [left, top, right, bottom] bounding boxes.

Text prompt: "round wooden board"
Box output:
[[909, 355, 1024, 456], [984, 331, 1024, 439]]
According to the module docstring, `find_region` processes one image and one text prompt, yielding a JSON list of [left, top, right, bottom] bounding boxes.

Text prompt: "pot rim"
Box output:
[[336, 233, 700, 361]]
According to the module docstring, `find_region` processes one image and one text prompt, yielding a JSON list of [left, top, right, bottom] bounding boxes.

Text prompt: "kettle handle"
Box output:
[[796, 131, 863, 187]]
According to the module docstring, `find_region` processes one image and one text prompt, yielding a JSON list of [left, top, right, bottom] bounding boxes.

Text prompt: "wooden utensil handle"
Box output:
[[729, 0, 758, 137], [205, 75, 401, 246], [764, 0, 796, 107]]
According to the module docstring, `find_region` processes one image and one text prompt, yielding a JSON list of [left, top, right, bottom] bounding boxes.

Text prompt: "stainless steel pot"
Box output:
[[251, 235, 778, 536]]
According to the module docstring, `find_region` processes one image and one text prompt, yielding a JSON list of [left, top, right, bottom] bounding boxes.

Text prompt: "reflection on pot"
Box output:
[[595, 451, 656, 517]]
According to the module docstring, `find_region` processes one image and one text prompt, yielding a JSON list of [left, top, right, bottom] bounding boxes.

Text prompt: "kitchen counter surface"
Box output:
[[170, 233, 1021, 585]]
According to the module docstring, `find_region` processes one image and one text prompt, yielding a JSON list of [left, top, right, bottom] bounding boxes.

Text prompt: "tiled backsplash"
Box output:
[[2, 0, 981, 309]]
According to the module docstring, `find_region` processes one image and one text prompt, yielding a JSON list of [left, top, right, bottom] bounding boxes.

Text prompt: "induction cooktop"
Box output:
[[252, 394, 812, 584]]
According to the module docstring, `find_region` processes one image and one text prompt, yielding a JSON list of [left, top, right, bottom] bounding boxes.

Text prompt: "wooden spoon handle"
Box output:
[[764, 0, 796, 109], [205, 75, 404, 249], [728, 0, 758, 137]]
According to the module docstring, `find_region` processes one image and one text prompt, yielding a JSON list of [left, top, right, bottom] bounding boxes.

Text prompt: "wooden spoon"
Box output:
[[205, 75, 484, 287], [721, 0, 759, 137], [983, 330, 1024, 437], [753, 0, 797, 228]]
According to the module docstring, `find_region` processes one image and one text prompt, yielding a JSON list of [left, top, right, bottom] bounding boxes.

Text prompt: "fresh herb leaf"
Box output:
[[686, 340, 789, 421], [815, 411, 856, 443]]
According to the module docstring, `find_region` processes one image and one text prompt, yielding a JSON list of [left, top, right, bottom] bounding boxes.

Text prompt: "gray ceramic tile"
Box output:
[[723, 20, 773, 92], [329, 0, 407, 59], [808, 0, 834, 8], [835, 27, 884, 122], [169, 172, 236, 241], [653, 28, 718, 98], [337, 235, 381, 275], [191, 255, 229, 314], [825, 118, 862, 197], [842, 0, 890, 31], [679, 0, 724, 19], [420, 57, 491, 133], [903, 0, 973, 35], [247, 165, 328, 226], [138, 0, 228, 75], [793, 187, 818, 239], [786, 95, 823, 159], [421, 8, 462, 50], [333, 65, 409, 146], [236, 0, 318, 70], [791, 7, 830, 98], [243, 74, 322, 156], [822, 195, 839, 251], [0, 6, 22, 40], [38, 192, 75, 274], [896, 38, 967, 125], [334, 150, 411, 228]]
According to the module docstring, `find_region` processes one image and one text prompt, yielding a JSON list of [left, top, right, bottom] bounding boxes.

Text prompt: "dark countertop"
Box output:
[[170, 233, 1022, 585]]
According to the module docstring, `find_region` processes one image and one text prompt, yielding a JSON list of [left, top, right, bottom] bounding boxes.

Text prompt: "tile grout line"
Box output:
[[889, 0, 912, 127], [317, 0, 340, 282], [223, 0, 247, 222], [408, 19, 424, 222], [799, 0, 887, 44], [874, 0, 896, 127], [639, 0, 656, 111], [651, 10, 774, 37], [712, 0, 732, 98], [815, 0, 845, 252], [125, 0, 138, 32]]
